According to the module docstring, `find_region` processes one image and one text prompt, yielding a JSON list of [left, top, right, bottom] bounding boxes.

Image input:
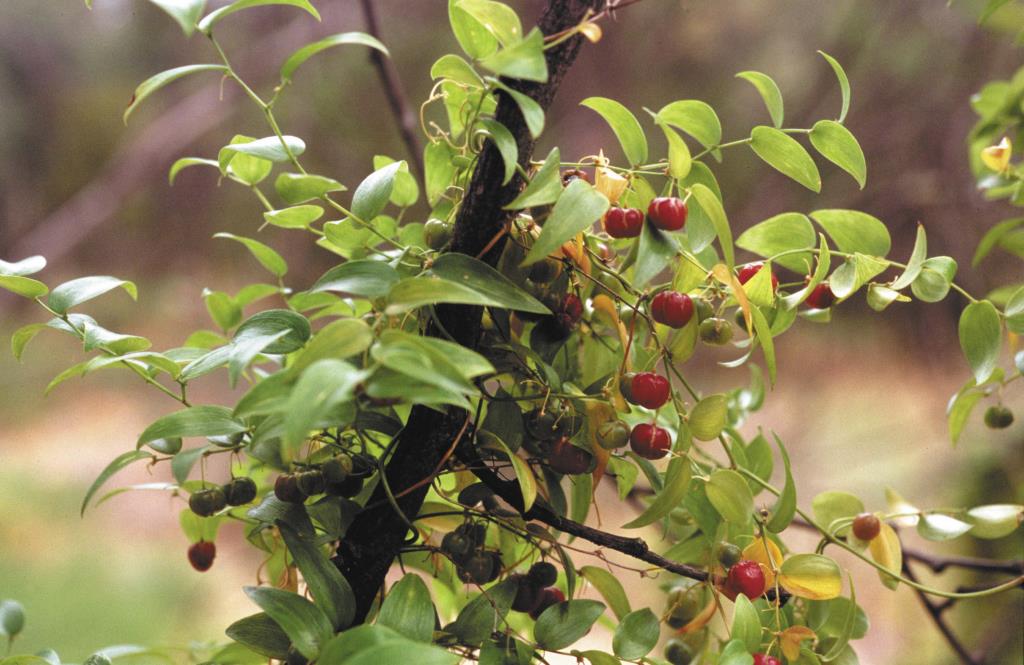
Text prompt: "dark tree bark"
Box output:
[[334, 0, 604, 624]]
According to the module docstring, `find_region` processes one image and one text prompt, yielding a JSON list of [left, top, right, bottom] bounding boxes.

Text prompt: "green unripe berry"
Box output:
[[716, 541, 742, 568], [984, 405, 1014, 429], [664, 639, 694, 665], [596, 419, 631, 450], [693, 298, 713, 322], [424, 218, 453, 250], [699, 317, 734, 345]]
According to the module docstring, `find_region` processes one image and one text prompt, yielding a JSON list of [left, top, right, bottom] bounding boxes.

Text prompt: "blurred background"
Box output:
[[0, 0, 1021, 662]]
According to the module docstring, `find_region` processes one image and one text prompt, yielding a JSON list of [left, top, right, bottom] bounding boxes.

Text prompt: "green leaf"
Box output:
[[0, 255, 45, 277], [280, 31, 388, 82], [705, 469, 753, 523], [578, 566, 631, 621], [809, 120, 866, 189], [818, 51, 851, 123], [11, 323, 47, 360], [737, 71, 784, 127], [138, 405, 246, 446], [220, 135, 306, 166], [524, 179, 610, 266], [656, 100, 722, 150], [283, 359, 364, 454], [731, 594, 761, 654], [124, 64, 227, 124], [829, 254, 888, 300], [911, 256, 957, 302], [947, 381, 985, 445], [48, 276, 137, 315], [635, 219, 679, 287], [168, 157, 219, 185], [457, 0, 522, 46], [660, 123, 692, 179], [220, 134, 273, 184], [719, 639, 754, 665], [492, 80, 544, 138], [275, 173, 345, 204], [534, 599, 605, 651], [749, 126, 821, 192], [264, 205, 324, 230], [235, 309, 311, 354], [966, 504, 1023, 539], [277, 521, 356, 630], [891, 224, 927, 290], [0, 600, 26, 638], [779, 554, 843, 600], [958, 300, 1002, 384], [1003, 285, 1024, 333], [736, 212, 815, 273], [373, 155, 419, 208], [449, 0, 499, 59], [504, 147, 561, 210], [427, 252, 549, 313], [809, 210, 891, 257], [917, 514, 973, 542], [480, 433, 536, 511], [225, 613, 291, 659], [766, 434, 795, 532], [972, 218, 1024, 267], [424, 141, 457, 206], [203, 290, 241, 332], [144, 0, 206, 36], [0, 275, 48, 298], [690, 183, 733, 268], [214, 233, 287, 277], [479, 28, 547, 82], [376, 574, 435, 642], [198, 0, 320, 35], [244, 586, 333, 660], [611, 608, 659, 660], [449, 578, 518, 646], [478, 119, 518, 185], [80, 450, 153, 515], [581, 97, 648, 165], [622, 435, 692, 528], [689, 394, 728, 441], [311, 260, 399, 299], [431, 54, 484, 86], [811, 491, 864, 534], [292, 318, 373, 372], [352, 161, 403, 222]]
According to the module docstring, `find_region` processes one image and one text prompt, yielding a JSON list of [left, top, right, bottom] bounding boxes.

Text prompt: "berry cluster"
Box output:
[[440, 521, 502, 585]]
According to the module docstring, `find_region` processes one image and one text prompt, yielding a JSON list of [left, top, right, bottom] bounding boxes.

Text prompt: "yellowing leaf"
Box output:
[[742, 538, 783, 587], [595, 165, 628, 204], [585, 399, 617, 487], [981, 136, 1011, 173], [780, 626, 817, 661], [712, 263, 752, 335], [579, 21, 602, 43], [779, 553, 843, 600], [869, 521, 902, 590]]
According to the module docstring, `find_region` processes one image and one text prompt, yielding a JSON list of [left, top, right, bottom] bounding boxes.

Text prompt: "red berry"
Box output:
[[727, 560, 766, 599], [805, 282, 835, 309], [647, 197, 688, 231], [753, 654, 781, 665], [548, 436, 593, 475], [529, 587, 566, 620], [630, 423, 672, 459], [603, 207, 643, 238], [852, 513, 881, 541], [737, 262, 778, 292], [651, 291, 694, 328], [188, 541, 216, 572], [561, 293, 584, 323], [627, 372, 670, 409]]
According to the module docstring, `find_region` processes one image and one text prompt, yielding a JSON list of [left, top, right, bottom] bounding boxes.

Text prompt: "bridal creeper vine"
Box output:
[[1, 1, 1021, 664]]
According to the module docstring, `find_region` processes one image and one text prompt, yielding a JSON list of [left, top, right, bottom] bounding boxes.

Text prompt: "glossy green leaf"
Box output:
[[656, 99, 722, 150], [818, 51, 851, 123], [373, 155, 419, 208], [283, 359, 365, 453], [416, 252, 549, 314], [491, 80, 544, 138], [891, 224, 927, 290], [947, 381, 984, 445], [169, 157, 219, 185], [689, 394, 728, 441], [478, 119, 518, 185], [504, 147, 561, 209], [737, 213, 815, 273], [219, 135, 273, 184], [719, 639, 754, 665], [123, 64, 227, 123], [810, 210, 890, 258], [578, 566, 630, 621], [612, 608, 659, 660], [291, 319, 373, 372], [80, 450, 153, 515], [311, 260, 399, 299], [146, 0, 206, 36], [480, 28, 546, 82], [635, 219, 679, 287], [220, 135, 306, 166], [705, 469, 754, 523], [911, 256, 957, 302], [809, 120, 866, 189], [966, 504, 1023, 538], [958, 300, 1002, 384], [766, 433, 796, 532], [457, 0, 522, 45], [917, 513, 973, 542], [235, 309, 311, 354], [449, 0, 499, 59], [275, 173, 345, 204], [811, 491, 864, 534], [138, 405, 245, 447], [225, 613, 291, 659], [660, 122, 692, 179], [522, 179, 608, 265], [480, 433, 536, 511], [377, 574, 435, 642], [731, 594, 761, 654], [244, 586, 333, 660], [280, 31, 388, 82], [972, 218, 1024, 267], [424, 141, 457, 206], [214, 233, 287, 277], [278, 522, 356, 629], [352, 161, 403, 222], [0, 275, 48, 298], [737, 71, 784, 127], [0, 255, 45, 277], [430, 54, 484, 87], [198, 0, 320, 35], [263, 205, 323, 229], [48, 276, 137, 314], [750, 126, 821, 192], [11, 323, 47, 361], [534, 599, 605, 651], [690, 183, 733, 268], [622, 431, 692, 528], [581, 97, 648, 165], [449, 578, 518, 646]]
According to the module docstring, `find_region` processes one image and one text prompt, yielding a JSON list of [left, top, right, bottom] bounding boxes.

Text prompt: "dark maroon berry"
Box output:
[[548, 436, 593, 475], [805, 281, 835, 309], [222, 477, 257, 506], [274, 474, 305, 504], [528, 561, 558, 587], [529, 587, 565, 619], [188, 540, 216, 572], [189, 487, 227, 517]]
